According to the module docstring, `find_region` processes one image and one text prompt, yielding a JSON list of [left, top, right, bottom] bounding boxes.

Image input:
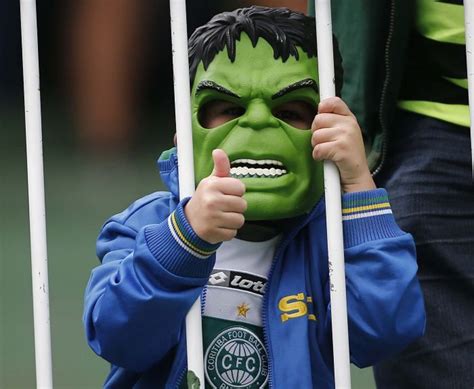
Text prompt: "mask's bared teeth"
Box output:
[[231, 159, 286, 170], [229, 165, 288, 178]]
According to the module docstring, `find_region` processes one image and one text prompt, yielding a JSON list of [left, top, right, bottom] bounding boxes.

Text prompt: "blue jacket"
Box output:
[[84, 150, 425, 388]]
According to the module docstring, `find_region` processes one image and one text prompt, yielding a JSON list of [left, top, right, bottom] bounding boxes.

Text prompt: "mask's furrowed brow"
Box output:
[[271, 78, 319, 100], [195, 80, 240, 98]]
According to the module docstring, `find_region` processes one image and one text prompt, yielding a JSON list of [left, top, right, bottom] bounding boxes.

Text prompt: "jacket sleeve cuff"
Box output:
[[144, 199, 221, 278], [342, 188, 405, 248]]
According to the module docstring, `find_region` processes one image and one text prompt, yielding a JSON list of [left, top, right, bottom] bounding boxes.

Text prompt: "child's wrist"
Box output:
[[342, 173, 376, 193]]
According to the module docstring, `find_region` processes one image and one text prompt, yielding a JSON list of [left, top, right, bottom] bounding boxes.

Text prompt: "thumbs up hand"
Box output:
[[184, 149, 247, 244]]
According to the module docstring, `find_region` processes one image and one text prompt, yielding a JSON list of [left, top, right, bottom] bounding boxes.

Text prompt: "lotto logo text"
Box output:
[[208, 269, 267, 296]]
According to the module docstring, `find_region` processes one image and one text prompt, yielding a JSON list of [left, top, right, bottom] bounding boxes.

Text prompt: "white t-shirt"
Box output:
[[202, 236, 280, 389]]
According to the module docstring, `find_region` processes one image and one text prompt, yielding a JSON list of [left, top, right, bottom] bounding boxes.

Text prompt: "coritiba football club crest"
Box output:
[[205, 326, 268, 388]]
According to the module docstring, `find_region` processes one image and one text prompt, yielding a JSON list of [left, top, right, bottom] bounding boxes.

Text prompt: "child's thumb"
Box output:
[[211, 149, 230, 177]]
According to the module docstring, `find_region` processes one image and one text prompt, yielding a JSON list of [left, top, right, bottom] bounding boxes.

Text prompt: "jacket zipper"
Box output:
[[261, 241, 285, 388], [175, 367, 187, 388], [261, 203, 323, 388], [373, 0, 396, 176]]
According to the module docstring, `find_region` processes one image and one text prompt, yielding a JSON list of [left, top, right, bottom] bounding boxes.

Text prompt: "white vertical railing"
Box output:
[[19, 0, 53, 387], [314, 1, 352, 388], [169, 0, 204, 387]]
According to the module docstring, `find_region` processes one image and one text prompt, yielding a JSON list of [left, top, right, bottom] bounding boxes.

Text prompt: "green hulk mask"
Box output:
[[191, 34, 323, 221]]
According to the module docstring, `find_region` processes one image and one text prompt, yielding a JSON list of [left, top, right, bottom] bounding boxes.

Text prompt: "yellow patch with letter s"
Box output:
[[278, 292, 317, 322]]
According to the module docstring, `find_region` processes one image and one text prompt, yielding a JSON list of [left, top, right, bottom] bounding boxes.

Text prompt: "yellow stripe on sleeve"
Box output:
[[342, 202, 391, 215], [170, 212, 213, 257]]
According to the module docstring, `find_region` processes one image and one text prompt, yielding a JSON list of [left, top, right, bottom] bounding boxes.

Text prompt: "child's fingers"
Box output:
[[219, 196, 248, 213], [209, 194, 247, 213], [312, 141, 343, 162], [312, 113, 337, 131], [217, 212, 246, 230], [213, 177, 246, 196], [318, 96, 353, 117], [215, 228, 238, 242], [201, 176, 245, 197], [311, 112, 355, 133], [311, 127, 342, 147]]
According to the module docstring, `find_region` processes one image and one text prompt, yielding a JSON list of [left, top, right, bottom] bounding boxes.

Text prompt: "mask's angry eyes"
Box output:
[[198, 99, 316, 130], [272, 101, 316, 130], [198, 100, 245, 129]]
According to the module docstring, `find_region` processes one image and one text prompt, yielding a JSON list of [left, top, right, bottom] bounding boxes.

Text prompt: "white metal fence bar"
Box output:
[[314, 1, 352, 388], [169, 0, 204, 386], [19, 0, 53, 387]]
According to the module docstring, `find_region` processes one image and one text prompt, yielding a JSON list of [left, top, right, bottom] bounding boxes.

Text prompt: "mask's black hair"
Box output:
[[188, 6, 343, 95]]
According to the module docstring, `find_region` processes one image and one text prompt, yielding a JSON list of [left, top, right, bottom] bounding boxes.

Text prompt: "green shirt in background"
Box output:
[[398, 0, 469, 127]]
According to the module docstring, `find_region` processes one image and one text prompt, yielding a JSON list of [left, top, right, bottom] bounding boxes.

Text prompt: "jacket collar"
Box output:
[[157, 147, 180, 197]]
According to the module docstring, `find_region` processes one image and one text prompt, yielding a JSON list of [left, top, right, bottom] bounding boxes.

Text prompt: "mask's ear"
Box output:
[[173, 133, 177, 146]]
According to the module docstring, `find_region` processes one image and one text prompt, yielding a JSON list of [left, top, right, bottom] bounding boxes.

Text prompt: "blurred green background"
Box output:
[[1, 103, 168, 388], [0, 1, 375, 388]]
